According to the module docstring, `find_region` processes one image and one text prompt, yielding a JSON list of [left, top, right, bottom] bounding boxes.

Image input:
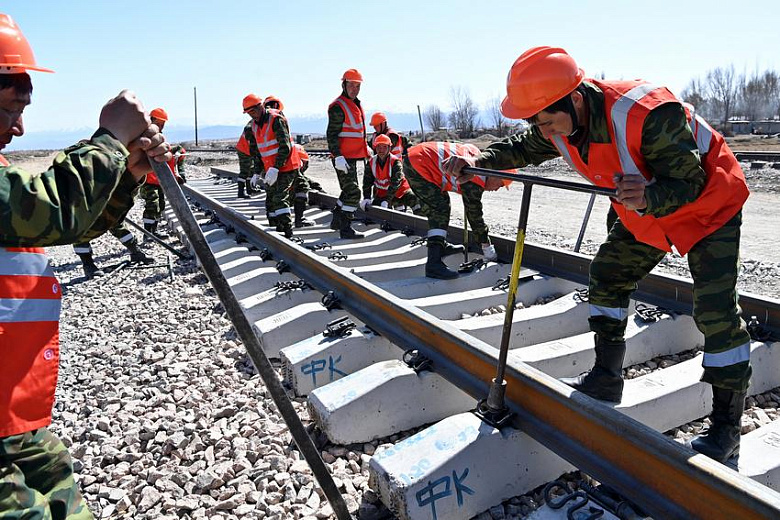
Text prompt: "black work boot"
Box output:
[[77, 253, 104, 279], [294, 198, 314, 228], [688, 387, 746, 463], [425, 242, 459, 279], [442, 241, 465, 257], [339, 213, 364, 239], [560, 335, 625, 403], [126, 240, 154, 264], [329, 206, 342, 230], [237, 182, 250, 199]]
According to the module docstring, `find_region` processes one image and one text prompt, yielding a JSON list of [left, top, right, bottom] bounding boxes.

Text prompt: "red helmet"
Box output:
[[242, 93, 263, 112], [370, 112, 387, 127], [150, 107, 168, 122], [373, 134, 392, 147], [263, 95, 284, 111], [501, 46, 584, 119], [341, 68, 363, 83], [0, 14, 53, 73]]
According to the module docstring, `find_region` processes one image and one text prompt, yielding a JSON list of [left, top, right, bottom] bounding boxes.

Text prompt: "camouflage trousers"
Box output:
[[293, 169, 310, 202], [265, 170, 296, 229], [140, 184, 165, 224], [333, 158, 363, 213], [589, 211, 752, 392], [72, 221, 135, 255], [404, 160, 489, 245], [0, 428, 93, 520]]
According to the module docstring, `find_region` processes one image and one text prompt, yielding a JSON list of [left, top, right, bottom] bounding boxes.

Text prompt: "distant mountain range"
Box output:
[[6, 111, 511, 151]]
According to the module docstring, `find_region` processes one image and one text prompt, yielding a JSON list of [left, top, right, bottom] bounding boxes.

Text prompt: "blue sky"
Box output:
[[6, 0, 779, 148]]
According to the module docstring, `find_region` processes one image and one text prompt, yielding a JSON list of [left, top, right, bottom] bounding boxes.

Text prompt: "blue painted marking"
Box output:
[[414, 467, 474, 519]]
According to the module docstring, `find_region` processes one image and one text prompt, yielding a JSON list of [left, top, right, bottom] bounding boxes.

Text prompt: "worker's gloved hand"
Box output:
[[265, 167, 279, 186], [359, 198, 372, 211], [334, 155, 348, 172], [442, 154, 477, 182], [379, 200, 389, 208], [251, 173, 262, 189], [481, 243, 498, 262]]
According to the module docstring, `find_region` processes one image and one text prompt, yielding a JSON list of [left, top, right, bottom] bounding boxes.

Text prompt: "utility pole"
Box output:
[[417, 104, 426, 142], [193, 87, 199, 146]]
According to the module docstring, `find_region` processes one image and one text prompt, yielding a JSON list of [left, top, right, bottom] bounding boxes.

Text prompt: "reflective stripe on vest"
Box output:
[[0, 247, 61, 437], [253, 111, 300, 171], [388, 131, 404, 156], [589, 304, 629, 322], [335, 98, 365, 138], [370, 156, 392, 190]]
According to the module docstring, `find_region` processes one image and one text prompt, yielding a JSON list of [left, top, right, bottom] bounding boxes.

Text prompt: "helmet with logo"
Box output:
[[500, 46, 584, 119]]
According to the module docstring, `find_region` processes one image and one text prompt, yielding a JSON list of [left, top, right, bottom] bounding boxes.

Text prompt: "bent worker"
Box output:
[[369, 111, 410, 157], [243, 95, 301, 238], [236, 94, 265, 198], [326, 68, 370, 239], [361, 134, 421, 214], [0, 12, 171, 519], [444, 46, 751, 464], [405, 141, 502, 279]]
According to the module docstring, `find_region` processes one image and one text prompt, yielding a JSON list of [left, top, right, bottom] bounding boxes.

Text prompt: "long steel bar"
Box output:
[[152, 164, 353, 520], [184, 184, 780, 520], [462, 165, 617, 196], [574, 192, 596, 253], [125, 218, 190, 259]]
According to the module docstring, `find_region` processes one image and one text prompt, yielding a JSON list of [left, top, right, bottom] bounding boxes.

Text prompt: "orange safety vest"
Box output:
[[0, 247, 62, 437], [252, 109, 301, 172], [329, 95, 370, 159], [0, 154, 9, 166], [145, 148, 184, 186], [407, 142, 487, 193], [550, 79, 748, 255], [368, 154, 411, 199], [294, 144, 309, 163], [236, 134, 252, 155]]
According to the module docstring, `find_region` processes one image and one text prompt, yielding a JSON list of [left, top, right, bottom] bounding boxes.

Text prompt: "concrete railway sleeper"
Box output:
[[162, 171, 780, 520]]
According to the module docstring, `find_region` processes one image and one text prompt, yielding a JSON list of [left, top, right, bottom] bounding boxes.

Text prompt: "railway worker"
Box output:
[[0, 13, 172, 519], [326, 68, 370, 239], [262, 96, 314, 228], [404, 141, 502, 279], [139, 107, 186, 236], [443, 46, 752, 464], [236, 93, 265, 198], [71, 219, 153, 278], [243, 94, 302, 238], [369, 111, 410, 157], [361, 134, 421, 214]]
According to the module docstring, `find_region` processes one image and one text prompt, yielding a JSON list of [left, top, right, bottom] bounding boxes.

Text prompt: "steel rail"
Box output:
[[184, 183, 780, 520], [152, 165, 353, 520]]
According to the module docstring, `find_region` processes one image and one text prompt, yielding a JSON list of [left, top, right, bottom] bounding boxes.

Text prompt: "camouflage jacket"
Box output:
[[477, 81, 706, 217], [237, 121, 263, 178], [0, 129, 141, 247]]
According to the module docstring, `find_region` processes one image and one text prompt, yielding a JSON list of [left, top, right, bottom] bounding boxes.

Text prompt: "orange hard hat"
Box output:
[[0, 14, 53, 74], [263, 95, 284, 111], [500, 46, 584, 119], [341, 68, 363, 83], [370, 112, 387, 127], [150, 107, 168, 122], [242, 93, 263, 112], [373, 134, 392, 147]]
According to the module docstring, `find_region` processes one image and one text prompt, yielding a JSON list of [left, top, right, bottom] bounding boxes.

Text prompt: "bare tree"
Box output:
[[424, 105, 445, 132], [448, 86, 481, 138], [740, 70, 780, 120], [680, 77, 714, 120], [706, 65, 739, 126], [486, 96, 508, 136]]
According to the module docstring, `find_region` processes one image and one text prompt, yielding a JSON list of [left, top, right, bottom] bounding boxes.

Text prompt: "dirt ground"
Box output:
[[6, 135, 780, 300]]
